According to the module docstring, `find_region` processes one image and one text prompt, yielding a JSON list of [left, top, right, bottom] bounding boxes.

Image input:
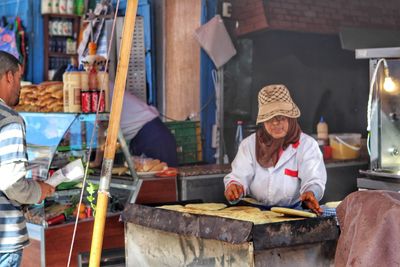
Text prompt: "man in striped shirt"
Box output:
[[0, 51, 55, 267]]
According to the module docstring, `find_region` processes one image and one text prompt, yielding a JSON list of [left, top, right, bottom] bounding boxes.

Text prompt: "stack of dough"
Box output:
[[15, 82, 63, 112]]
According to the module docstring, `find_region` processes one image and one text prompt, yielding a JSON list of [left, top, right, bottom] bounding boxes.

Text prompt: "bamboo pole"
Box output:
[[89, 0, 138, 266]]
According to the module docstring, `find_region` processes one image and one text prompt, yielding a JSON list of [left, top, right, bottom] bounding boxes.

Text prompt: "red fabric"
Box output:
[[284, 169, 298, 177], [292, 140, 300, 148], [335, 190, 400, 267]]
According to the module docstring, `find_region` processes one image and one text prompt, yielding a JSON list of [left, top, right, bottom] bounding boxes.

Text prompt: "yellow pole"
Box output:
[[89, 0, 138, 266]]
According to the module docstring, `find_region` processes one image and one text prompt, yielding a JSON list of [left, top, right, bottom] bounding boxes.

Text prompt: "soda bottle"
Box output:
[[317, 116, 329, 144]]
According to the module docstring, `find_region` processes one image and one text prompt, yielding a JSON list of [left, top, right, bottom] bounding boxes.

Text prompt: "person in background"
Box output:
[[91, 84, 178, 168], [0, 51, 55, 266], [224, 84, 326, 214], [116, 86, 178, 167]]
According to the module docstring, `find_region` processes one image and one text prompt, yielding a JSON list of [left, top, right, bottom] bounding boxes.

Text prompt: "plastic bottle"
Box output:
[[52, 0, 60, 13], [59, 0, 67, 14], [234, 121, 244, 156], [66, 0, 74, 14], [41, 0, 52, 14], [62, 64, 72, 112], [79, 64, 89, 90], [68, 65, 82, 112], [317, 116, 329, 144], [89, 66, 100, 112], [75, 0, 85, 16]]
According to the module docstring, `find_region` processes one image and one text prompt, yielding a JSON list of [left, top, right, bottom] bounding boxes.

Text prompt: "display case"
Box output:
[[21, 112, 106, 179], [19, 112, 127, 267], [19, 112, 178, 266]]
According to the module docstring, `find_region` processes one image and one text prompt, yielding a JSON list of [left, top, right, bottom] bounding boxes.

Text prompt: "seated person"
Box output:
[[224, 84, 326, 214]]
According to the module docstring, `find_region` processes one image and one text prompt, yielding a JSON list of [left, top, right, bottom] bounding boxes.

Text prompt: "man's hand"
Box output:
[[224, 183, 244, 202], [300, 191, 323, 215], [37, 181, 55, 203]]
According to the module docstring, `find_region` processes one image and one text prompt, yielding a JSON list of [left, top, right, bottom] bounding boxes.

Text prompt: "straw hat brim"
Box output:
[[256, 102, 300, 124]]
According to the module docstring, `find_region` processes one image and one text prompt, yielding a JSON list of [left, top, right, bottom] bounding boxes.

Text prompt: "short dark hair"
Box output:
[[0, 51, 21, 78]]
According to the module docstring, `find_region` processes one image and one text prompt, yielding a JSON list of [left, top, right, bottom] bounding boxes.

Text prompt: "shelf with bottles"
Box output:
[[43, 13, 81, 81], [46, 13, 82, 20]]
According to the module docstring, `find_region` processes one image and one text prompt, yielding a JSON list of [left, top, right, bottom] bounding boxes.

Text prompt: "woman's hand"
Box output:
[[224, 183, 244, 202], [300, 191, 323, 215]]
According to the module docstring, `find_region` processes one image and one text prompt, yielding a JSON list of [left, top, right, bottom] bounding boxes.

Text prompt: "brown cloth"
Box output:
[[255, 118, 301, 167], [335, 190, 400, 267]]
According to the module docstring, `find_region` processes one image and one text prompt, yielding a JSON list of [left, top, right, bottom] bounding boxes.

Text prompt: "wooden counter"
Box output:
[[21, 214, 124, 267], [21, 175, 178, 266]]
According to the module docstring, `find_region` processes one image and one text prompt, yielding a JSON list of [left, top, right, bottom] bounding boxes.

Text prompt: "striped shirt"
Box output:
[[0, 102, 30, 252]]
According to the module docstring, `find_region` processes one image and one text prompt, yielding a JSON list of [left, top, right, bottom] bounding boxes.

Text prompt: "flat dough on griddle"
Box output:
[[271, 207, 317, 218], [185, 203, 227, 211], [157, 205, 185, 212]]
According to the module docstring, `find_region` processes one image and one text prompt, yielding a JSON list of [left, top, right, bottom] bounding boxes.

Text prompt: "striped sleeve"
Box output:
[[0, 123, 27, 166]]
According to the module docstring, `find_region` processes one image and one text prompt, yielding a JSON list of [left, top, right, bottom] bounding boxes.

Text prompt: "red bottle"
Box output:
[[88, 66, 98, 112]]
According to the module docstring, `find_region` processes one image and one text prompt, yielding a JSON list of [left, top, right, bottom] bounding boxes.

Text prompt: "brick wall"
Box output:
[[227, 0, 400, 36]]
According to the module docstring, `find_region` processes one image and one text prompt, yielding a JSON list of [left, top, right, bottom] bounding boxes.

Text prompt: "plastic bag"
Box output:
[[0, 25, 19, 59]]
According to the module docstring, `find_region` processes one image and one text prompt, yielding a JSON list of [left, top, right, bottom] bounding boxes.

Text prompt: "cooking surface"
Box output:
[[122, 203, 339, 249]]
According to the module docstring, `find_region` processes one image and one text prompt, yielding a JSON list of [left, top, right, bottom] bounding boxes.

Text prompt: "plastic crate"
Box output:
[[165, 121, 202, 164]]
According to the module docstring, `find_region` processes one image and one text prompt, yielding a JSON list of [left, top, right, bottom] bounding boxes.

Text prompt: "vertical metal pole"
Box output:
[[217, 67, 225, 164], [88, 1, 138, 266]]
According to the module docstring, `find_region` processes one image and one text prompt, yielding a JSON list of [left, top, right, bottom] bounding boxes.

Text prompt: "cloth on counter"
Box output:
[[320, 206, 337, 218], [335, 190, 400, 267]]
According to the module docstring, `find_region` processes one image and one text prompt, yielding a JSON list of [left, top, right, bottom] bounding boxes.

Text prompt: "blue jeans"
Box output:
[[0, 251, 22, 267]]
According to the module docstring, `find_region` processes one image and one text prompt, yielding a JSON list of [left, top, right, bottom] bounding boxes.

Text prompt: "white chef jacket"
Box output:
[[224, 132, 326, 207]]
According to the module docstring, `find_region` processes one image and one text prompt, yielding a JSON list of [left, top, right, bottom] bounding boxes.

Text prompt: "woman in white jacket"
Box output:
[[224, 84, 326, 214]]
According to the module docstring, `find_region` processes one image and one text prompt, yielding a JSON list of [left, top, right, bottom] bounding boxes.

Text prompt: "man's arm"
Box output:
[[0, 123, 54, 203]]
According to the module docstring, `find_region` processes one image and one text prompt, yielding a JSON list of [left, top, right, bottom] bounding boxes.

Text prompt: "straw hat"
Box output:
[[256, 84, 300, 124]]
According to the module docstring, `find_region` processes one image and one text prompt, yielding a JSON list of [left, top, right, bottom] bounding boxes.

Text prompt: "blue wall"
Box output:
[[0, 0, 43, 83], [200, 0, 218, 163]]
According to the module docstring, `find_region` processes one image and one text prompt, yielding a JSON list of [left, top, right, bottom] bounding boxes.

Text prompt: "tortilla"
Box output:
[[324, 201, 341, 208], [271, 207, 317, 218], [222, 206, 261, 212], [185, 203, 227, 211], [157, 205, 185, 212], [242, 197, 264, 205]]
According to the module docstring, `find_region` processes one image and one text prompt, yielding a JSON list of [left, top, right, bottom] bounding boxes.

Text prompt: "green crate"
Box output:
[[177, 151, 200, 164], [165, 121, 197, 137], [165, 121, 202, 164]]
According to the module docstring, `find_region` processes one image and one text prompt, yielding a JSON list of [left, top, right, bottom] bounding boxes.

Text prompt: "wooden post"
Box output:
[[89, 0, 138, 266]]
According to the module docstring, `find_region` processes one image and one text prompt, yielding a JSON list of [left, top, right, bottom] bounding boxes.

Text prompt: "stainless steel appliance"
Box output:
[[356, 47, 400, 189]]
